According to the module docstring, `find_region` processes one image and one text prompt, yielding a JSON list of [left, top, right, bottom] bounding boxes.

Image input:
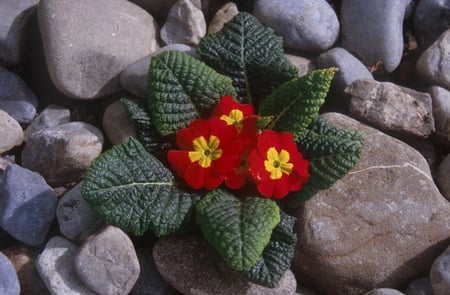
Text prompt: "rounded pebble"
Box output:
[[0, 251, 20, 295]]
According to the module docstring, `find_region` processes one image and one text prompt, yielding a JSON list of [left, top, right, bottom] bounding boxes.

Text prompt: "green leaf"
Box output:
[[196, 189, 280, 271], [121, 98, 172, 153], [82, 138, 200, 236], [258, 68, 337, 140], [285, 117, 364, 208], [148, 51, 237, 136], [241, 211, 297, 288], [197, 12, 298, 104]]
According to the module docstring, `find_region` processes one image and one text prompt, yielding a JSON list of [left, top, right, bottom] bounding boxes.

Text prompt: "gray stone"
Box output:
[[0, 67, 38, 124], [414, 0, 450, 50], [0, 164, 57, 246], [286, 54, 315, 77], [292, 113, 450, 295], [37, 0, 159, 99], [317, 47, 373, 93], [21, 121, 103, 186], [253, 0, 339, 52], [0, 0, 38, 66], [430, 86, 450, 145], [438, 154, 450, 201], [103, 100, 137, 145], [364, 289, 404, 295], [128, 0, 177, 23], [341, 0, 409, 72], [346, 79, 435, 137], [75, 226, 140, 295], [36, 236, 96, 295], [430, 244, 450, 295], [120, 44, 197, 98], [0, 251, 20, 295], [208, 2, 239, 34], [24, 104, 70, 141], [153, 235, 297, 294], [405, 277, 433, 295], [0, 110, 23, 154], [416, 29, 450, 89], [56, 182, 103, 242], [161, 0, 206, 46]]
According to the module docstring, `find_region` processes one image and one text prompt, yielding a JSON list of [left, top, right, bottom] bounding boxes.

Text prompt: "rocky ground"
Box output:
[[1, 0, 450, 294]]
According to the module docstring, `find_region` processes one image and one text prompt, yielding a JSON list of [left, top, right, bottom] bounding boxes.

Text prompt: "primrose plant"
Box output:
[[82, 12, 364, 288]]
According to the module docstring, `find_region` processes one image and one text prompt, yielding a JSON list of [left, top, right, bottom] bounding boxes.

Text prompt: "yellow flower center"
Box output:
[[220, 109, 244, 131], [264, 147, 293, 179], [188, 136, 222, 168]]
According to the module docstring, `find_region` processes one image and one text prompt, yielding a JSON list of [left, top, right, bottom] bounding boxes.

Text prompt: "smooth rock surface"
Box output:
[[24, 104, 70, 141], [0, 0, 38, 66], [416, 29, 450, 89], [0, 164, 57, 246], [404, 277, 433, 295], [0, 67, 38, 124], [253, 0, 339, 52], [208, 2, 239, 34], [414, 0, 450, 49], [341, 0, 408, 72], [37, 0, 159, 99], [21, 121, 103, 186], [74, 226, 140, 295], [363, 289, 404, 295], [56, 182, 103, 242], [292, 113, 450, 295], [153, 235, 297, 294], [0, 110, 23, 154], [160, 0, 206, 46], [347, 79, 435, 137], [0, 251, 20, 295], [430, 244, 450, 295], [36, 236, 96, 295], [103, 100, 137, 145], [438, 154, 450, 200], [430, 86, 450, 146], [285, 54, 315, 77]]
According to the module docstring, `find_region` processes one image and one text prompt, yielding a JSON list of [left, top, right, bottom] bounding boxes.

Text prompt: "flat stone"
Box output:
[[414, 0, 450, 50], [0, 251, 20, 295], [292, 113, 450, 295], [0, 164, 57, 246], [56, 182, 103, 242], [161, 0, 206, 46], [253, 0, 339, 52], [341, 0, 409, 72], [0, 0, 38, 66], [430, 86, 450, 146], [153, 235, 297, 294], [363, 289, 405, 295], [36, 236, 96, 295], [404, 277, 433, 295], [21, 122, 103, 186], [346, 79, 435, 137], [103, 100, 137, 145], [438, 154, 450, 201], [208, 2, 239, 34], [0, 110, 23, 154], [0, 67, 38, 124], [416, 29, 450, 89], [37, 0, 159, 99], [74, 226, 140, 295], [24, 104, 70, 141], [430, 244, 450, 295]]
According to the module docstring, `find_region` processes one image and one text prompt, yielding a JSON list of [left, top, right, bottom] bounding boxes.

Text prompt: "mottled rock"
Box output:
[[56, 182, 103, 242], [430, 86, 450, 146], [0, 0, 38, 66], [404, 277, 433, 295], [414, 0, 450, 49], [430, 244, 450, 295], [0, 67, 38, 124], [0, 164, 57, 246], [363, 289, 405, 295], [341, 0, 409, 72], [0, 251, 20, 295], [292, 112, 450, 295], [103, 100, 137, 145], [285, 54, 315, 77], [161, 0, 206, 46], [416, 29, 450, 89], [24, 104, 70, 141], [346, 79, 435, 137], [36, 236, 96, 295], [21, 122, 103, 186], [208, 2, 239, 34], [37, 0, 159, 99], [75, 226, 140, 295], [153, 235, 297, 294], [0, 110, 23, 154], [438, 154, 450, 200], [254, 0, 339, 52]]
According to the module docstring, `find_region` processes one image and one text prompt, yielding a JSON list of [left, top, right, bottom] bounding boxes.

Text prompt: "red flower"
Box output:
[[248, 130, 309, 199], [167, 119, 243, 190], [213, 96, 255, 132]]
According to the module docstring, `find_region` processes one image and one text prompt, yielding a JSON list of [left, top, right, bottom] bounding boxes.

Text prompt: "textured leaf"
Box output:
[[258, 68, 337, 140], [196, 189, 280, 271], [82, 138, 200, 236], [121, 98, 172, 153], [285, 117, 364, 208], [241, 211, 297, 288], [197, 12, 298, 104], [148, 51, 237, 136]]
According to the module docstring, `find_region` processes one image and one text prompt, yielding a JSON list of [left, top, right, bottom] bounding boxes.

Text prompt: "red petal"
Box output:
[[203, 170, 224, 189], [272, 176, 290, 199], [167, 150, 191, 176], [184, 164, 206, 189], [225, 170, 247, 189], [257, 130, 281, 155], [256, 180, 275, 198], [248, 149, 270, 182]]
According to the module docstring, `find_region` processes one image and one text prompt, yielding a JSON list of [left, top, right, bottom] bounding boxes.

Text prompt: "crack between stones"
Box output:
[[348, 163, 432, 182]]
